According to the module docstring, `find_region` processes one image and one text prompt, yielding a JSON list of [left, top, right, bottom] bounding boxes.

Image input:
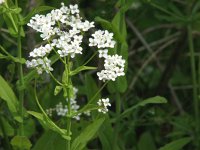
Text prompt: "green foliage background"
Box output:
[[0, 0, 200, 150]]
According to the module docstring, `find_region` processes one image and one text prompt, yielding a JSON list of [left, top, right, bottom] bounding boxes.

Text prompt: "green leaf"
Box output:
[[62, 70, 68, 84], [5, 6, 22, 14], [11, 57, 26, 64], [11, 136, 32, 150], [71, 117, 105, 150], [0, 46, 26, 63], [3, 13, 18, 37], [70, 66, 97, 76], [23, 118, 36, 138], [116, 96, 167, 121], [0, 117, 14, 137], [95, 16, 113, 29], [0, 75, 21, 122], [85, 74, 100, 103], [3, 5, 25, 37], [138, 132, 157, 150], [73, 104, 99, 116], [27, 111, 70, 140], [0, 6, 6, 14], [22, 6, 55, 24], [54, 86, 62, 96], [32, 130, 66, 150], [99, 117, 121, 150], [134, 96, 167, 107], [27, 111, 43, 120], [159, 137, 192, 150], [108, 76, 128, 93], [16, 70, 38, 91], [0, 53, 8, 59]]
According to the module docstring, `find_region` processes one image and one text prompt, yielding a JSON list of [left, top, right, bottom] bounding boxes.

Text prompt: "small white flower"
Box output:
[[46, 108, 55, 117], [98, 49, 108, 58], [83, 111, 91, 116], [69, 4, 79, 14], [0, 0, 5, 4], [97, 98, 111, 114]]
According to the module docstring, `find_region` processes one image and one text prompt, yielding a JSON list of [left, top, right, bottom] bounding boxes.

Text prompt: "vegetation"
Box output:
[[0, 0, 199, 150]]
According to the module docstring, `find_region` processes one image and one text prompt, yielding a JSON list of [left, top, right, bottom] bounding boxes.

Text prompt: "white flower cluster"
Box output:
[[89, 30, 115, 48], [26, 57, 53, 74], [97, 98, 111, 114], [29, 44, 52, 58], [56, 100, 81, 120], [26, 3, 126, 82], [0, 0, 4, 4], [97, 55, 125, 82], [46, 87, 90, 120], [88, 29, 125, 82], [26, 3, 94, 73]]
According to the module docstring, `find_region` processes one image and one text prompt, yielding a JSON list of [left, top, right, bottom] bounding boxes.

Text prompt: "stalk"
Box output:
[[65, 56, 71, 150], [17, 25, 24, 136], [188, 25, 199, 148]]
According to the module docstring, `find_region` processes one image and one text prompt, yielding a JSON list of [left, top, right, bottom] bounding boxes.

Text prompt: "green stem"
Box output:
[[49, 71, 63, 86], [88, 81, 108, 105], [0, 45, 12, 57], [83, 51, 98, 66], [188, 25, 199, 148], [65, 56, 71, 150], [47, 40, 66, 65], [15, 0, 18, 7], [42, 58, 63, 86], [34, 80, 67, 135], [17, 25, 24, 136]]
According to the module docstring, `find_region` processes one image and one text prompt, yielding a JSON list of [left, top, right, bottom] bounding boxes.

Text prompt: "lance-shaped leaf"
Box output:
[[71, 117, 105, 150], [27, 111, 70, 140], [115, 96, 167, 121], [0, 75, 22, 122]]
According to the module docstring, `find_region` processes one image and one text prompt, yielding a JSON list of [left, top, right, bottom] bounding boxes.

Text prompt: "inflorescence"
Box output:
[[46, 87, 91, 120], [97, 98, 111, 114], [27, 3, 126, 114]]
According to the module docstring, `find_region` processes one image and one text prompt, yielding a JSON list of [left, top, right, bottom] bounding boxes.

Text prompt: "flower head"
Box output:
[[97, 54, 125, 82], [26, 3, 95, 74], [97, 98, 111, 114], [89, 30, 115, 48], [46, 87, 90, 120]]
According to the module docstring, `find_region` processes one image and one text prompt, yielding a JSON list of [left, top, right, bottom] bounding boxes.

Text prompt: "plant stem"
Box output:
[[188, 25, 199, 148], [17, 25, 24, 136], [15, 0, 18, 7], [83, 51, 98, 66], [65, 56, 71, 150], [88, 81, 108, 105]]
